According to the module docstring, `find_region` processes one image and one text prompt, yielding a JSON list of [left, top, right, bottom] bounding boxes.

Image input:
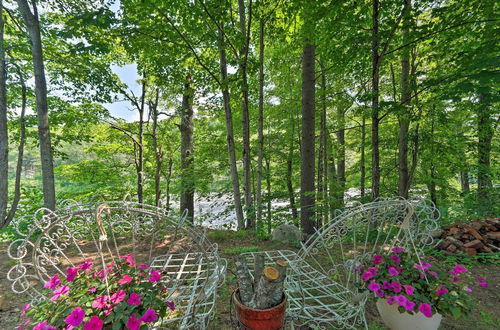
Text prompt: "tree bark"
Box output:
[[180, 74, 195, 223], [477, 92, 493, 213], [217, 22, 245, 229], [265, 156, 272, 233], [460, 171, 470, 195], [16, 0, 55, 210], [136, 73, 147, 204], [398, 0, 412, 199], [300, 39, 316, 236], [256, 15, 265, 230], [237, 0, 254, 229], [328, 134, 338, 221], [0, 1, 8, 226], [150, 89, 162, 207], [286, 118, 298, 221], [335, 106, 346, 208], [371, 0, 380, 201], [360, 113, 366, 199], [317, 61, 327, 227]]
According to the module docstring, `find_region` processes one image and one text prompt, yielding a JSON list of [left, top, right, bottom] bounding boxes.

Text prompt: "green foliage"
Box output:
[[223, 246, 261, 255]]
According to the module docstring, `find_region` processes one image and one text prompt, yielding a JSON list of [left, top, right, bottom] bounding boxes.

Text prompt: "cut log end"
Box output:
[[263, 266, 279, 281], [276, 259, 288, 268]]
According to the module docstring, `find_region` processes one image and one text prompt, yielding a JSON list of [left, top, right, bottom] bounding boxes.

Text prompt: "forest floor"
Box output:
[[1, 232, 499, 329]]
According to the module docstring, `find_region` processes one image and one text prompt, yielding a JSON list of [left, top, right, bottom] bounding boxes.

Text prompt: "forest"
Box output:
[[0, 0, 498, 235]]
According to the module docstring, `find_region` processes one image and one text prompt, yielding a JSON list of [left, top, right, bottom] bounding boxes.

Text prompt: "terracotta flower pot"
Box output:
[[233, 289, 287, 330], [376, 298, 442, 330]]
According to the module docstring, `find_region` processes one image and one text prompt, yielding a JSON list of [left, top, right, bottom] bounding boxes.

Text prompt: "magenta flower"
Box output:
[[87, 287, 97, 293], [451, 276, 460, 283], [382, 281, 391, 290], [395, 295, 408, 307], [391, 282, 402, 293], [368, 281, 380, 292], [404, 285, 414, 296], [436, 285, 448, 296], [387, 296, 396, 305], [126, 314, 142, 330], [127, 292, 142, 305], [120, 254, 135, 267], [66, 267, 79, 282], [111, 290, 126, 304], [392, 247, 403, 253], [18, 318, 30, 330], [367, 267, 378, 274], [165, 301, 175, 311], [465, 286, 473, 293], [65, 307, 86, 327], [44, 274, 60, 289], [92, 295, 109, 309], [50, 285, 69, 301], [33, 321, 48, 330], [149, 270, 161, 282], [388, 266, 399, 276], [476, 277, 488, 287], [376, 289, 384, 297], [79, 258, 94, 271], [452, 265, 467, 274], [415, 262, 431, 271], [390, 255, 401, 264], [141, 309, 159, 323], [118, 274, 133, 285], [428, 271, 439, 280], [404, 299, 415, 311], [373, 255, 383, 265], [419, 303, 433, 318], [139, 264, 150, 270], [20, 304, 30, 319], [361, 271, 375, 281], [83, 315, 104, 330]]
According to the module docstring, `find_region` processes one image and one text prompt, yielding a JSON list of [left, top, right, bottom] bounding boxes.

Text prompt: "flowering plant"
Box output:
[[20, 254, 175, 330], [357, 247, 487, 319]]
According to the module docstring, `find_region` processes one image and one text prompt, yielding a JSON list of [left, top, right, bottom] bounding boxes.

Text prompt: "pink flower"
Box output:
[[20, 304, 30, 319], [50, 285, 69, 301], [65, 307, 86, 327], [79, 259, 94, 271], [391, 282, 402, 293], [361, 271, 375, 281], [127, 292, 142, 305], [388, 266, 399, 276], [415, 262, 431, 271], [404, 299, 415, 311], [395, 295, 408, 307], [149, 270, 161, 282], [111, 290, 126, 304], [419, 303, 433, 318], [18, 318, 30, 330], [368, 281, 380, 292], [382, 281, 391, 290], [452, 276, 460, 283], [120, 254, 135, 267], [33, 321, 47, 330], [376, 289, 384, 297], [44, 274, 60, 289], [428, 271, 439, 279], [436, 285, 448, 296], [141, 309, 158, 323], [92, 295, 109, 309], [392, 247, 403, 253], [367, 267, 378, 274], [46, 327, 57, 330], [87, 287, 97, 293], [390, 255, 401, 264], [452, 265, 467, 274], [465, 286, 473, 293], [139, 264, 150, 270], [476, 277, 488, 287], [387, 296, 396, 305], [66, 267, 79, 282], [83, 316, 103, 330], [373, 255, 383, 265], [404, 285, 414, 296], [165, 301, 175, 311], [118, 275, 133, 285], [479, 282, 488, 288], [126, 314, 141, 330]]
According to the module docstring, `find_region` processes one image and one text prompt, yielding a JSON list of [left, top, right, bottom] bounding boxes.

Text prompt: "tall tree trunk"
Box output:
[[256, 15, 265, 230], [398, 0, 412, 199], [237, 0, 254, 229], [460, 171, 470, 195], [371, 0, 380, 200], [360, 113, 366, 199], [300, 5, 316, 236], [335, 107, 346, 208], [217, 22, 245, 229], [287, 113, 298, 221], [16, 0, 55, 210], [477, 92, 493, 213], [180, 74, 195, 223], [265, 155, 272, 234], [136, 73, 147, 204], [164, 157, 173, 210], [150, 89, 162, 207], [328, 134, 337, 221], [317, 61, 327, 227], [0, 1, 8, 226]]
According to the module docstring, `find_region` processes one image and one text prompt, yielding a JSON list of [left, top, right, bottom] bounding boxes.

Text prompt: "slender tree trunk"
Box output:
[[0, 1, 8, 226], [256, 15, 265, 230], [328, 135, 337, 221], [150, 89, 162, 207], [287, 115, 298, 221], [237, 0, 254, 229], [180, 74, 195, 223], [136, 73, 147, 204], [398, 0, 412, 199], [217, 22, 245, 229], [335, 107, 346, 208], [165, 157, 173, 210], [265, 156, 272, 233], [360, 113, 366, 199], [300, 10, 316, 236], [460, 171, 470, 194], [317, 61, 327, 227], [477, 92, 493, 213], [371, 0, 380, 200], [16, 0, 55, 210]]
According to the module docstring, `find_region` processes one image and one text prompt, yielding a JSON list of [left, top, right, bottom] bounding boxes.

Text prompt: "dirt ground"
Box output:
[[1, 234, 499, 330]]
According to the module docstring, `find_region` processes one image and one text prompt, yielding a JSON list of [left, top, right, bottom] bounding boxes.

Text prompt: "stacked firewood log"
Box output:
[[235, 255, 287, 309], [438, 217, 500, 256]]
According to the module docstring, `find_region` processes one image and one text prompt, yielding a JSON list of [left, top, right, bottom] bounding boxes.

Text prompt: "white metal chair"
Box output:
[[241, 198, 440, 329], [7, 200, 226, 329]]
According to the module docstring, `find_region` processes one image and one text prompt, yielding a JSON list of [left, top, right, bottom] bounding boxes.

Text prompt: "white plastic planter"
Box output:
[[376, 299, 442, 330]]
